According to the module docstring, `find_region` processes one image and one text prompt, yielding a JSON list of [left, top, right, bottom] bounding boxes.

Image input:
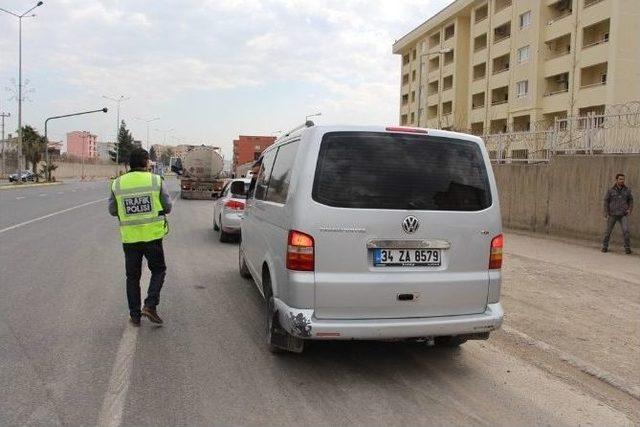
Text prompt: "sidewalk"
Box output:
[[500, 231, 639, 396]]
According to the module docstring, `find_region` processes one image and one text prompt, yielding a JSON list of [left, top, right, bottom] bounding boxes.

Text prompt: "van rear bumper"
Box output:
[[274, 299, 504, 340]]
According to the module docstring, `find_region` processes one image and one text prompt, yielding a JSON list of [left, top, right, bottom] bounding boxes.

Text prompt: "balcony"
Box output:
[[492, 53, 510, 75], [580, 62, 607, 88], [475, 4, 488, 23], [442, 75, 453, 91], [472, 92, 486, 110], [545, 33, 571, 59], [494, 0, 512, 13], [401, 94, 409, 106], [582, 19, 609, 49], [491, 86, 509, 105], [490, 118, 508, 134], [546, 0, 572, 26], [473, 63, 487, 81], [443, 50, 454, 66], [428, 32, 441, 51], [493, 22, 511, 44], [427, 80, 439, 96], [428, 56, 440, 73], [427, 105, 439, 120], [444, 24, 455, 41], [442, 101, 453, 116], [584, 0, 604, 7], [402, 74, 409, 86], [474, 33, 488, 52], [544, 72, 570, 96]]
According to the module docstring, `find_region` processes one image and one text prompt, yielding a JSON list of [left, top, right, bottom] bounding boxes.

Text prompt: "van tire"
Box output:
[[263, 274, 304, 354], [238, 247, 252, 279], [434, 335, 468, 347]]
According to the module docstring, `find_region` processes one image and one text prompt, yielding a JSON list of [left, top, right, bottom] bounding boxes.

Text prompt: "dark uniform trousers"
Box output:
[[123, 238, 166, 318]]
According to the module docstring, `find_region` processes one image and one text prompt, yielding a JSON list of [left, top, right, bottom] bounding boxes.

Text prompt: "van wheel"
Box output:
[[263, 275, 304, 354], [238, 247, 252, 279], [434, 335, 468, 347]]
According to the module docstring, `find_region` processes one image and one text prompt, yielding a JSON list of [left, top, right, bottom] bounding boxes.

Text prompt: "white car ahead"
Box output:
[[213, 178, 251, 242]]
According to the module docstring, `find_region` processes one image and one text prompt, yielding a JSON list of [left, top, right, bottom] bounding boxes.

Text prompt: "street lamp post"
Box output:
[[44, 107, 108, 181], [1, 112, 9, 177], [154, 128, 174, 145], [416, 48, 452, 128], [0, 1, 44, 183], [102, 95, 130, 167], [135, 117, 160, 150]]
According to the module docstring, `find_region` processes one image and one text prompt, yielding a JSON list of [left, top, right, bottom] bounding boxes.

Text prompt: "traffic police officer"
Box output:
[[109, 148, 172, 325]]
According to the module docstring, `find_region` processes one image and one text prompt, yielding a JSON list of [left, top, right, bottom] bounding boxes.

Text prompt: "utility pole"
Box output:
[[135, 117, 160, 150], [102, 95, 129, 169], [0, 2, 44, 183], [0, 112, 9, 177]]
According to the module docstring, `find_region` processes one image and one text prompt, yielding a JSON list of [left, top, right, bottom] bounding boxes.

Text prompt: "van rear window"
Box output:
[[312, 132, 492, 211]]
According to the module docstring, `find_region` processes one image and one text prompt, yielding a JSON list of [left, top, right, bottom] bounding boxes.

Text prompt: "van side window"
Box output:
[[265, 141, 299, 204], [254, 150, 277, 200]]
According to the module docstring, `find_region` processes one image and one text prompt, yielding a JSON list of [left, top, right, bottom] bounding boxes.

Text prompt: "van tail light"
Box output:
[[489, 234, 504, 270], [385, 126, 428, 134], [224, 200, 245, 211], [287, 230, 315, 271]]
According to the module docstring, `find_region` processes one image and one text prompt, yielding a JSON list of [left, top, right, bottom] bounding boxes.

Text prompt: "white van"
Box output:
[[236, 124, 504, 353]]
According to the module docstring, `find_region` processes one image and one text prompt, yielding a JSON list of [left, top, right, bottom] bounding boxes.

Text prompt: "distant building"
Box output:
[[97, 141, 115, 160], [47, 141, 63, 160], [66, 131, 98, 158], [232, 135, 276, 171]]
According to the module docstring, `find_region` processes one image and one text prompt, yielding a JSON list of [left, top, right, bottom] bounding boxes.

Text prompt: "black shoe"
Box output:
[[130, 316, 141, 326], [142, 306, 163, 324], [601, 247, 608, 253], [625, 248, 632, 255]]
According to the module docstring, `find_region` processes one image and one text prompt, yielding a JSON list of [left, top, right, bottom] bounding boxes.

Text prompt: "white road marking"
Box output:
[[39, 193, 46, 197], [0, 198, 107, 235], [502, 325, 640, 399], [96, 325, 139, 427], [16, 196, 25, 200], [72, 190, 77, 192], [57, 191, 64, 195]]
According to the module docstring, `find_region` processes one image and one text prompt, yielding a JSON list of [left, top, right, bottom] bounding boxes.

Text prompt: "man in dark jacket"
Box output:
[[602, 173, 633, 254]]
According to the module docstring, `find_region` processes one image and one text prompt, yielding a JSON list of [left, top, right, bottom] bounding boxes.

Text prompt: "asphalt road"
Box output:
[[0, 179, 637, 426]]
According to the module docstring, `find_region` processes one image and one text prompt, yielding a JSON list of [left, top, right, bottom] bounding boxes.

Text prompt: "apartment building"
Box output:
[[66, 131, 98, 159], [392, 0, 640, 135], [232, 135, 276, 171]]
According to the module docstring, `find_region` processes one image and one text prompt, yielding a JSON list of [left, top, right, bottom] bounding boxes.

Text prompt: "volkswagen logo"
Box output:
[[402, 216, 420, 234]]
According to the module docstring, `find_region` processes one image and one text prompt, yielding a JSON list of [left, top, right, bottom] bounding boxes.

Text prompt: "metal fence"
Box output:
[[483, 102, 640, 162]]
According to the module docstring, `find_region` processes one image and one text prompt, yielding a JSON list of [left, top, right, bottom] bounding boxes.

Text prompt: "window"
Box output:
[[254, 149, 277, 200], [516, 80, 529, 98], [517, 45, 530, 63], [312, 132, 492, 211], [519, 11, 531, 29], [265, 141, 299, 204]]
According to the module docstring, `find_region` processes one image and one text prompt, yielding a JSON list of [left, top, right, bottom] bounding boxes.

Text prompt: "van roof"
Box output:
[[268, 125, 484, 153]]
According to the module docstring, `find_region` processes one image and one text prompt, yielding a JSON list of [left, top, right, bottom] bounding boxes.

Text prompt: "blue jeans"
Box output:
[[602, 215, 631, 250]]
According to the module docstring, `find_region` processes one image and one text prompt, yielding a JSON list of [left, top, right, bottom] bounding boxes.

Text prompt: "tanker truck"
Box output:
[[171, 146, 226, 199]]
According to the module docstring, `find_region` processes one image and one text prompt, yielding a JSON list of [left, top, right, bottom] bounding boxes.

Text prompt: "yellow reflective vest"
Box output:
[[112, 171, 168, 243]]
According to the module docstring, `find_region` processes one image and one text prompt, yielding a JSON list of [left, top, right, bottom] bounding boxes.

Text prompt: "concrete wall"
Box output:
[[51, 162, 125, 180], [494, 155, 640, 244]]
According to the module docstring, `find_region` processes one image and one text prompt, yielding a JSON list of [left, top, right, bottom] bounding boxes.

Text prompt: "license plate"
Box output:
[[374, 249, 441, 267]]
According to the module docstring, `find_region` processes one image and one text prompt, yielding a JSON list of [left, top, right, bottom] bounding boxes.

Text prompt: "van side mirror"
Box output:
[[230, 181, 247, 197]]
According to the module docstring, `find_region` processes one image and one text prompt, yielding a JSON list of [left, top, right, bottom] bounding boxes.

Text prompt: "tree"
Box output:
[[110, 120, 135, 168], [149, 145, 158, 162], [160, 147, 173, 167], [22, 125, 46, 181]]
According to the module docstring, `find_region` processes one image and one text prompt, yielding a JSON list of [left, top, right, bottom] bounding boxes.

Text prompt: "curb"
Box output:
[[501, 324, 640, 400], [0, 182, 63, 190]]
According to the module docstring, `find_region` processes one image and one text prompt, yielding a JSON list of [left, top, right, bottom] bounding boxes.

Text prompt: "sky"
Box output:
[[0, 0, 452, 159]]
